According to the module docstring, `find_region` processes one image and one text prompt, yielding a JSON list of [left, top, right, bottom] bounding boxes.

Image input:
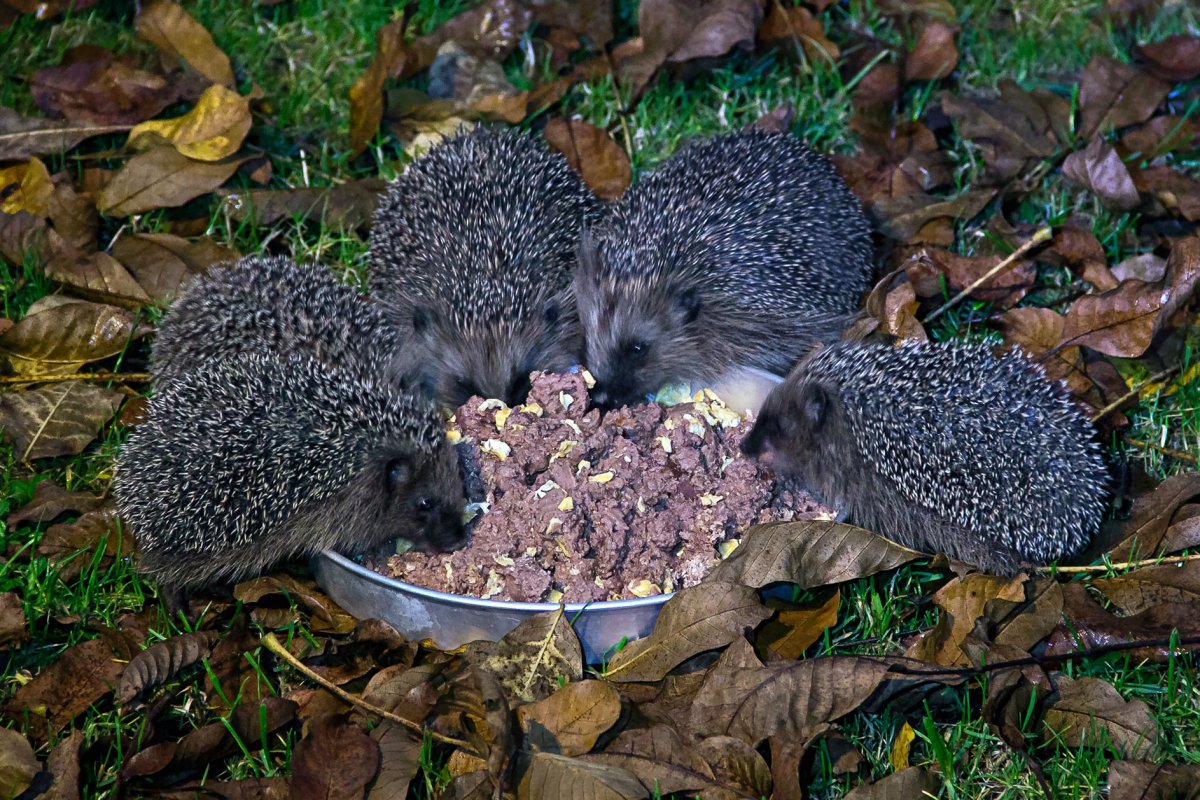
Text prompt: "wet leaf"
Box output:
[[544, 118, 631, 201], [220, 179, 388, 231], [37, 506, 133, 581], [0, 727, 38, 799], [117, 631, 219, 705], [842, 767, 940, 799], [6, 479, 102, 530], [584, 725, 755, 800], [1093, 561, 1200, 615], [465, 607, 582, 703], [1134, 34, 1200, 83], [519, 752, 648, 800], [44, 251, 153, 308], [759, 591, 840, 660], [4, 637, 124, 739], [290, 714, 381, 800], [940, 81, 1066, 182], [0, 158, 53, 216], [907, 574, 1027, 666], [1045, 582, 1200, 663], [30, 47, 183, 125], [709, 521, 923, 590], [758, 4, 840, 63], [1044, 675, 1158, 758], [233, 574, 357, 634], [1062, 138, 1139, 211], [1078, 55, 1171, 139], [98, 146, 247, 216], [0, 383, 123, 462], [603, 582, 770, 683], [127, 84, 251, 161], [0, 593, 27, 651], [905, 21, 958, 80], [135, 0, 235, 87], [111, 232, 238, 306], [1108, 760, 1200, 800], [0, 297, 143, 375], [518, 680, 621, 757]]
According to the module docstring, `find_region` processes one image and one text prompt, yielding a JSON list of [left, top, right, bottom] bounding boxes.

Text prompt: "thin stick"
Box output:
[[923, 226, 1053, 324], [1042, 551, 1200, 574], [1124, 437, 1198, 464], [260, 633, 477, 753], [1090, 365, 1180, 422], [0, 372, 152, 385]]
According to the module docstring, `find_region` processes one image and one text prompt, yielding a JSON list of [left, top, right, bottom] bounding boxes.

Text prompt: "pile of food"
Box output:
[[369, 371, 828, 602]]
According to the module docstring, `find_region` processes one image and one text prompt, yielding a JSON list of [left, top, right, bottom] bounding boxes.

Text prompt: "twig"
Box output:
[[1090, 365, 1180, 422], [260, 633, 477, 753], [0, 372, 152, 385], [1124, 437, 1198, 464], [923, 226, 1053, 325], [1044, 551, 1200, 574]]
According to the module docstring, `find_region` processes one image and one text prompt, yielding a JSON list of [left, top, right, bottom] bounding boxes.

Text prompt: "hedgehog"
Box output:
[[115, 351, 467, 603], [740, 340, 1109, 574], [150, 255, 403, 389], [575, 130, 874, 409], [368, 126, 601, 407]]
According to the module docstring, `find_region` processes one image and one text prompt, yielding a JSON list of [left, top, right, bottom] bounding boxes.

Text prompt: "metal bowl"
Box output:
[[312, 550, 671, 664]]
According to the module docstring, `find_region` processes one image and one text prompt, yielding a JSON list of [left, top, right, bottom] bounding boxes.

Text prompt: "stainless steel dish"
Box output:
[[312, 550, 671, 664]]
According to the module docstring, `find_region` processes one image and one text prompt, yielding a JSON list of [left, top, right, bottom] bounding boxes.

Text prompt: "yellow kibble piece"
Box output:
[[718, 539, 740, 559], [699, 493, 724, 506], [446, 428, 462, 444], [493, 406, 513, 430], [519, 402, 544, 416], [546, 589, 564, 603], [480, 439, 511, 460], [658, 435, 673, 453], [589, 471, 615, 484], [628, 580, 661, 598], [580, 369, 596, 388], [558, 496, 575, 511], [493, 554, 515, 567]]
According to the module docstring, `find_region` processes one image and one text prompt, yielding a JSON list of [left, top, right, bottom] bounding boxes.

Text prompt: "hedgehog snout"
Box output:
[[418, 498, 469, 553]]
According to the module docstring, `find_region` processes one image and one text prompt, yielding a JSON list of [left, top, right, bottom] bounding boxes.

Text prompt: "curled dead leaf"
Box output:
[[1062, 138, 1139, 211], [1044, 675, 1158, 759], [30, 46, 185, 126], [905, 21, 958, 80], [127, 84, 251, 161], [135, 0, 235, 87], [544, 118, 631, 201], [1078, 55, 1170, 139], [518, 680, 622, 756], [0, 296, 145, 376], [758, 4, 840, 63], [0, 158, 53, 216], [464, 607, 582, 703]]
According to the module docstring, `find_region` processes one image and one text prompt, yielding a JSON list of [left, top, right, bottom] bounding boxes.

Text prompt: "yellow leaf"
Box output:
[[891, 721, 915, 770], [126, 85, 251, 161], [0, 158, 52, 216]]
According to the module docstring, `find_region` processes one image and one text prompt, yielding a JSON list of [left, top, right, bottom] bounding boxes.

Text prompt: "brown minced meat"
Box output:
[[368, 371, 827, 602]]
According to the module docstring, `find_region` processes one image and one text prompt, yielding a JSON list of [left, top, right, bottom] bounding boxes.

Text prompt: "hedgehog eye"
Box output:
[[625, 339, 649, 358], [416, 496, 435, 512], [386, 458, 411, 490]]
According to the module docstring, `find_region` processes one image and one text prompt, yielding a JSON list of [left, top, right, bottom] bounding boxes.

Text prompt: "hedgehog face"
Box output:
[[377, 443, 469, 553], [743, 379, 844, 497]]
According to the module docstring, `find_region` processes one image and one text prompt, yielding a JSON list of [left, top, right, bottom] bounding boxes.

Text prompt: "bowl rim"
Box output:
[[318, 549, 675, 613]]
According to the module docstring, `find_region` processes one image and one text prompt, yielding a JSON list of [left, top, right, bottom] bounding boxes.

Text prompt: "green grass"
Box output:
[[2, 0, 1200, 796]]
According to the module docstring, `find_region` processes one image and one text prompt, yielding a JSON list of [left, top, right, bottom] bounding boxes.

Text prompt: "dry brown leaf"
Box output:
[[42, 730, 83, 800], [603, 582, 770, 683], [7, 480, 104, 531], [46, 175, 98, 254], [1108, 760, 1200, 800], [30, 46, 184, 126], [1108, 473, 1200, 561], [905, 244, 1034, 306], [233, 574, 357, 635], [0, 383, 123, 462], [518, 680, 622, 756], [758, 4, 840, 63], [135, 0, 235, 87], [520, 752, 648, 800], [940, 81, 1067, 182], [1133, 165, 1200, 222], [349, 18, 409, 156], [0, 727, 38, 799], [290, 714, 381, 800], [127, 84, 251, 161], [4, 637, 124, 739], [0, 107, 130, 161], [38, 506, 133, 581], [361, 663, 442, 721], [0, 593, 27, 652], [44, 251, 153, 309], [98, 146, 247, 216], [0, 297, 144, 375], [1093, 561, 1200, 616], [0, 158, 53, 216], [1043, 225, 1116, 290], [111, 232, 238, 306], [996, 306, 1090, 395], [908, 573, 1026, 666], [543, 118, 631, 201], [1045, 582, 1200, 663], [1078, 55, 1171, 139], [220, 179, 388, 231], [694, 735, 773, 799], [843, 767, 940, 799], [870, 188, 995, 242], [710, 520, 923, 590], [1119, 115, 1200, 159], [759, 591, 840, 660], [1044, 675, 1158, 758], [369, 721, 422, 800], [905, 21, 958, 80], [1061, 279, 1166, 358], [408, 0, 533, 73], [464, 607, 583, 703], [1134, 34, 1200, 83], [1062, 138, 1139, 211]]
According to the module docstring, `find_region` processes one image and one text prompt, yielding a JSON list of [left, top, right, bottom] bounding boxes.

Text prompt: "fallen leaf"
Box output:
[[1132, 166, 1200, 222], [99, 146, 247, 216], [127, 84, 251, 161], [757, 4, 840, 63], [465, 607, 582, 703], [432, 664, 513, 782], [543, 118, 631, 201], [44, 251, 153, 309], [0, 297, 144, 375], [10, 479, 107, 531], [349, 18, 409, 156], [1093, 561, 1200, 615], [709, 520, 923, 589], [233, 574, 356, 634], [30, 46, 183, 125], [961, 578, 1064, 659], [0, 383, 124, 461], [603, 582, 770, 683], [1108, 760, 1200, 800], [1119, 115, 1200, 159], [290, 714, 380, 800], [1108, 473, 1200, 560], [164, 697, 297, 772], [361, 663, 441, 721], [1134, 34, 1200, 83], [408, 0, 533, 73], [870, 188, 996, 242], [519, 752, 648, 800], [694, 735, 773, 799], [1044, 675, 1158, 758], [46, 175, 98, 254], [518, 680, 622, 756], [219, 179, 388, 231], [38, 506, 133, 581], [905, 21, 958, 80], [940, 81, 1066, 182], [908, 573, 1026, 666], [42, 730, 83, 800], [1062, 138, 1139, 211], [904, 244, 1035, 306], [0, 727, 38, 799], [1045, 582, 1200, 663], [369, 721, 422, 800], [1061, 279, 1167, 358], [997, 306, 1090, 394], [135, 0, 235, 87], [0, 158, 53, 216], [1043, 225, 1116, 290], [584, 725, 758, 800], [749, 104, 795, 133], [1078, 55, 1171, 139], [759, 591, 840, 660], [4, 637, 124, 739], [843, 767, 940, 799], [111, 232, 238, 306], [0, 593, 27, 651]]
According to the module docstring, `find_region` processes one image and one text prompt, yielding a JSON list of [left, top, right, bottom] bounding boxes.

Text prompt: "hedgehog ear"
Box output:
[[543, 298, 561, 328], [384, 455, 412, 491], [798, 383, 828, 427], [411, 306, 436, 339], [673, 287, 702, 325]]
